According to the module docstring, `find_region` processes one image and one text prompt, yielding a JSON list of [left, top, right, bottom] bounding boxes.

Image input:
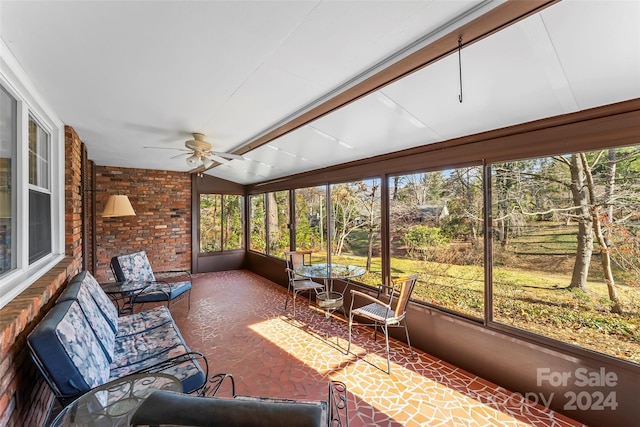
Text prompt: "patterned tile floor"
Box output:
[[168, 270, 585, 427]]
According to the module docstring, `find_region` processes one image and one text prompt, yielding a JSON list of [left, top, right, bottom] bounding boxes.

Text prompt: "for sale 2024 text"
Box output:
[[536, 367, 618, 411]]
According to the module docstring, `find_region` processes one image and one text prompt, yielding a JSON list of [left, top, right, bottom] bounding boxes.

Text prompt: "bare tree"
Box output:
[[580, 152, 622, 313], [267, 192, 279, 253], [332, 182, 365, 256], [447, 168, 483, 244], [363, 182, 380, 271], [493, 163, 515, 247], [604, 148, 616, 246]]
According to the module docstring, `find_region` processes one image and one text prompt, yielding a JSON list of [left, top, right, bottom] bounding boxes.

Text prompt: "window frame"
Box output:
[[248, 193, 267, 254], [198, 193, 245, 254], [265, 190, 290, 260], [28, 114, 51, 190], [27, 115, 53, 264], [386, 166, 486, 321], [0, 42, 65, 309]]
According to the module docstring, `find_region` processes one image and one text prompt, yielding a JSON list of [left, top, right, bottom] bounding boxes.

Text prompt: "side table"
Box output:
[[101, 281, 150, 315], [50, 373, 182, 427]]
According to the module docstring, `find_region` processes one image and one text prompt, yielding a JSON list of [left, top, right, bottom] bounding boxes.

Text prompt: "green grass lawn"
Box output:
[[318, 223, 640, 364]]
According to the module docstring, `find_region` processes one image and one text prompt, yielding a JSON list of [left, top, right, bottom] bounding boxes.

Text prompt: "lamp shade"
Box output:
[[102, 195, 136, 217]]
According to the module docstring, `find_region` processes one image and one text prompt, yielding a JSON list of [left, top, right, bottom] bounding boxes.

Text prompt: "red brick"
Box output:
[[93, 165, 191, 282]]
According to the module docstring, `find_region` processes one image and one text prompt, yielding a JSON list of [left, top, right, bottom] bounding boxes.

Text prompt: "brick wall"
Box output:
[[0, 126, 84, 427], [0, 129, 193, 426], [93, 166, 192, 282], [66, 126, 84, 260]]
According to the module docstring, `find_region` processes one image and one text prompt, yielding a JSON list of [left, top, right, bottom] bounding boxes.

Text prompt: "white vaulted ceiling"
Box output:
[[1, 1, 639, 184]]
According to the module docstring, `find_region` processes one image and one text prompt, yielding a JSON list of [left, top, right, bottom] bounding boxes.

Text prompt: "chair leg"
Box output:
[[347, 314, 353, 354], [293, 290, 297, 319], [284, 285, 292, 310], [383, 324, 391, 374], [404, 323, 414, 359]]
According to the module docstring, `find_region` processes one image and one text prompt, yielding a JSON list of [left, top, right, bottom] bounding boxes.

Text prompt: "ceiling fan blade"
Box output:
[[208, 154, 230, 164], [214, 152, 244, 160], [144, 146, 190, 152], [170, 152, 192, 159], [189, 163, 214, 174]]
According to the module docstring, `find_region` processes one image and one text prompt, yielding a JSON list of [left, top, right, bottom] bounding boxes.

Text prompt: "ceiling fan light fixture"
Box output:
[[202, 157, 214, 169], [186, 153, 200, 168]]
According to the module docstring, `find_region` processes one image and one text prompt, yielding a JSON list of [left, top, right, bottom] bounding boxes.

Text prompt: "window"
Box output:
[[28, 117, 51, 264], [330, 179, 382, 285], [249, 194, 266, 253], [491, 146, 640, 364], [294, 185, 327, 262], [389, 168, 484, 318], [200, 194, 222, 252], [199, 194, 243, 253], [1, 49, 64, 309], [248, 191, 290, 259], [266, 191, 289, 259], [222, 194, 243, 250], [0, 87, 16, 275], [29, 117, 49, 188]]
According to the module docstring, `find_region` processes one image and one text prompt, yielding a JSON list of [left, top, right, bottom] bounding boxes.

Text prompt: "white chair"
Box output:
[[347, 274, 419, 373], [283, 250, 324, 318]]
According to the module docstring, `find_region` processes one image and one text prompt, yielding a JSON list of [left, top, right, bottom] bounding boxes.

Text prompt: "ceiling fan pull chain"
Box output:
[[458, 36, 463, 103]]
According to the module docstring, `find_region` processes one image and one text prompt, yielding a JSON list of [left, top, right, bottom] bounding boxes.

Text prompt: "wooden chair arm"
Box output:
[[350, 289, 391, 310]]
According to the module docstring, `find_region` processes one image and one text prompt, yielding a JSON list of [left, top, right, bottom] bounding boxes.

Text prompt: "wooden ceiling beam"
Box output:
[[233, 0, 559, 158]]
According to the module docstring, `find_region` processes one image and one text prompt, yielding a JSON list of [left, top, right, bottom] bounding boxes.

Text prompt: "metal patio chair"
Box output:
[[110, 250, 192, 312], [347, 274, 419, 373], [283, 250, 324, 318]]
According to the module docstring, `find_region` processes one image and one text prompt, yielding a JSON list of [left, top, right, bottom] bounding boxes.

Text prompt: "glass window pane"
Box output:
[[295, 186, 327, 263], [250, 194, 266, 253], [491, 147, 640, 364], [266, 191, 289, 259], [389, 168, 484, 318], [200, 194, 222, 252], [28, 189, 51, 263], [222, 194, 243, 251], [0, 87, 16, 275], [28, 117, 49, 189], [330, 179, 382, 285], [200, 194, 244, 253]]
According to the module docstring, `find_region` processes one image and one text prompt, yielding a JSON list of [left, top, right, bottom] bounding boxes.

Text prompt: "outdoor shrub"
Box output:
[[401, 225, 448, 258]]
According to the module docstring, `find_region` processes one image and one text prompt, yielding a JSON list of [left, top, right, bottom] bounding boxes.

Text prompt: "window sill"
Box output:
[[0, 256, 74, 355]]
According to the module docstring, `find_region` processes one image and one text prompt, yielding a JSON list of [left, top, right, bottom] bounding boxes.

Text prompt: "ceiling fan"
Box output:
[[145, 133, 244, 173]]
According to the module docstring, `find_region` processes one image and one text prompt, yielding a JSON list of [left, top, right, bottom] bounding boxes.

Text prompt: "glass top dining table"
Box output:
[[293, 263, 366, 282], [294, 263, 366, 333]]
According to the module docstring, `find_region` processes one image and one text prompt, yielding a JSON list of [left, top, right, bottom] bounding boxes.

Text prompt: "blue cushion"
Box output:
[[133, 281, 191, 303], [27, 300, 111, 397], [81, 271, 120, 331], [111, 251, 156, 282], [57, 281, 116, 362], [117, 306, 173, 337], [111, 251, 191, 304], [59, 270, 119, 332], [109, 319, 205, 394], [112, 322, 184, 367]]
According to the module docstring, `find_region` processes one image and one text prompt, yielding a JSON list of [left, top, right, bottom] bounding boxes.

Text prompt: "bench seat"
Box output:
[[28, 270, 207, 405]]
